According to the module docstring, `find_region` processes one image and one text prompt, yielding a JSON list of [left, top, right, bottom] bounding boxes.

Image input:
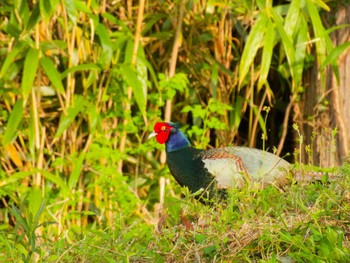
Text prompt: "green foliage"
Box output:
[[183, 99, 233, 147], [159, 73, 189, 100]]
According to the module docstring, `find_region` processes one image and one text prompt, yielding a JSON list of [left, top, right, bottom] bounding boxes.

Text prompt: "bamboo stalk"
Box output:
[[161, 0, 186, 164], [117, 0, 146, 174], [164, 0, 185, 123]]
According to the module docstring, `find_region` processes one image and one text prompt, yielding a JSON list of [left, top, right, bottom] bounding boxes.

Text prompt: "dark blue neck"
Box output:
[[166, 130, 190, 152]]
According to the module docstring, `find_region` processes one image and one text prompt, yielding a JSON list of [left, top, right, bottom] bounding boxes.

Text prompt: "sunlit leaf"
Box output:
[[294, 15, 308, 89], [136, 46, 148, 107], [239, 14, 268, 86], [40, 56, 65, 94], [321, 42, 350, 70], [312, 0, 330, 11], [320, 41, 350, 83], [306, 0, 327, 62], [230, 96, 243, 130], [271, 8, 296, 86], [61, 63, 101, 78], [258, 19, 275, 90], [120, 64, 146, 115], [21, 48, 40, 100], [68, 152, 85, 189], [39, 0, 53, 20], [38, 169, 69, 194], [2, 99, 24, 146], [87, 105, 98, 133], [55, 96, 87, 138], [0, 169, 69, 195], [9, 206, 29, 232], [0, 47, 20, 79], [284, 0, 301, 38], [96, 23, 113, 67], [306, 0, 336, 84], [0, 171, 33, 187], [64, 0, 77, 24], [26, 2, 41, 31], [28, 187, 43, 218], [75, 0, 92, 13]]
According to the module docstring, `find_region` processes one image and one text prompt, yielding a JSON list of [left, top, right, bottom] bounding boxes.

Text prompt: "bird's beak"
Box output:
[[148, 132, 158, 140]]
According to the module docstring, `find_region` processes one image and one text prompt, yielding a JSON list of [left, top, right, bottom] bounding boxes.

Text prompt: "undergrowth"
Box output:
[[1, 164, 349, 262]]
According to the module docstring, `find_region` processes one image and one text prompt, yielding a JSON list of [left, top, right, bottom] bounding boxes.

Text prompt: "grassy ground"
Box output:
[[1, 164, 349, 262]]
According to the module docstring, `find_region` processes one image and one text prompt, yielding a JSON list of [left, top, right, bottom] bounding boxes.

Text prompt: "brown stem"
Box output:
[[249, 89, 267, 148], [277, 96, 294, 156]]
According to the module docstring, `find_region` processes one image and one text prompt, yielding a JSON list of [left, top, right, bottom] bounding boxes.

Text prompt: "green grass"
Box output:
[[1, 164, 349, 262]]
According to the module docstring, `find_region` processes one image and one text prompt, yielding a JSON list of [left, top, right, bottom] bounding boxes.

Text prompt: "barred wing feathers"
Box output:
[[199, 147, 291, 189]]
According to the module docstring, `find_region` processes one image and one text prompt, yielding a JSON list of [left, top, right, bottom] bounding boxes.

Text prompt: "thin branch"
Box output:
[[277, 96, 294, 156]]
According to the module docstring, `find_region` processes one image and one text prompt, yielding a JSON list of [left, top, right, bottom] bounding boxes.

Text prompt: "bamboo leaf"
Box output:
[[75, 0, 92, 13], [306, 0, 336, 83], [271, 9, 296, 88], [26, 2, 41, 31], [0, 171, 33, 187], [87, 105, 98, 133], [0, 169, 69, 195], [2, 99, 24, 146], [320, 42, 350, 70], [28, 187, 43, 219], [21, 48, 39, 100], [55, 96, 87, 138], [231, 96, 243, 130], [33, 199, 46, 226], [61, 63, 101, 79], [294, 16, 308, 88], [258, 19, 275, 90], [120, 64, 146, 114], [96, 23, 113, 67], [136, 46, 148, 108], [39, 0, 53, 20], [40, 56, 65, 94], [9, 206, 29, 233], [38, 169, 69, 194], [312, 0, 330, 11], [239, 14, 268, 86], [68, 152, 85, 189], [18, 0, 30, 27], [306, 0, 327, 62], [63, 0, 77, 24], [284, 0, 301, 38], [0, 47, 20, 79], [137, 53, 158, 89]]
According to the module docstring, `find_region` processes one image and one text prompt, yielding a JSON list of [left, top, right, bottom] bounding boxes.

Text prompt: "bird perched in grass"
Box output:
[[148, 122, 337, 200]]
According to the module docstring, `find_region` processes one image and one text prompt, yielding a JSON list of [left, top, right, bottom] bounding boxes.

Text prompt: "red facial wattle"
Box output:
[[154, 122, 172, 144]]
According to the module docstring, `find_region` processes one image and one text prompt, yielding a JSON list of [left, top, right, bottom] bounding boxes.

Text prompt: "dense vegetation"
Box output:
[[0, 0, 349, 261]]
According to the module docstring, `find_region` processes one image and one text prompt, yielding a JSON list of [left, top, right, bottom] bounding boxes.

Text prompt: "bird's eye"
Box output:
[[161, 126, 166, 131]]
